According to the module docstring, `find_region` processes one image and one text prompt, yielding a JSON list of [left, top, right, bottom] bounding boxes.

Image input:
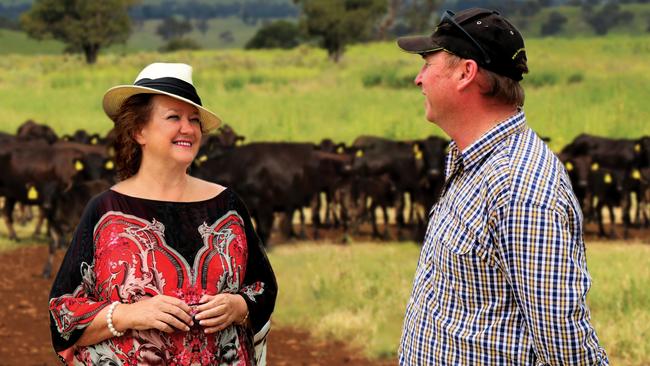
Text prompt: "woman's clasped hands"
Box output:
[[115, 294, 248, 334]]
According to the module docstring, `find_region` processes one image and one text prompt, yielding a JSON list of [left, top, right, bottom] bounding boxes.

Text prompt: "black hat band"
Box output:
[[135, 77, 203, 106]]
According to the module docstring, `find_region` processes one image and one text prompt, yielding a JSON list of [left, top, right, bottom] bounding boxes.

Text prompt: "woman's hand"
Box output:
[[116, 295, 193, 333], [194, 294, 248, 334]]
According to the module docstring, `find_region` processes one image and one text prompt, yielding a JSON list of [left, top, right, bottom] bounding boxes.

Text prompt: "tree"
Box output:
[[245, 20, 300, 49], [156, 17, 193, 41], [196, 18, 209, 35], [541, 11, 567, 36], [20, 0, 134, 64], [295, 0, 386, 62], [583, 3, 634, 35], [402, 0, 442, 34]]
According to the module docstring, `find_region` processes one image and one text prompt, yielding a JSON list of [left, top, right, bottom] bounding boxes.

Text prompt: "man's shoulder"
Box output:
[[487, 127, 567, 209]]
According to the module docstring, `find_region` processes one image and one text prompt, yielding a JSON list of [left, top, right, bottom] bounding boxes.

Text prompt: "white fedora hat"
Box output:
[[102, 62, 221, 131]]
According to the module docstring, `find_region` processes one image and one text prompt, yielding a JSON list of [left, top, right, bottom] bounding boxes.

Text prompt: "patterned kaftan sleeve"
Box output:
[[232, 194, 278, 334], [49, 195, 108, 353]]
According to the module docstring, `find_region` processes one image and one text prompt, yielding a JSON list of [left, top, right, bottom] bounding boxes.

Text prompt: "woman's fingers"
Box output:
[[153, 320, 176, 334], [158, 312, 191, 332], [161, 302, 193, 326], [201, 314, 230, 333], [195, 303, 227, 321]]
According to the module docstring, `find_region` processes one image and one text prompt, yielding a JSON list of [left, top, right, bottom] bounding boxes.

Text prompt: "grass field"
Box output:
[[1, 35, 649, 151], [2, 223, 645, 364], [267, 241, 650, 365]]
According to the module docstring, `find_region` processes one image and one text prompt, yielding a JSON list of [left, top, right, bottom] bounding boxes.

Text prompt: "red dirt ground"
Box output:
[[0, 245, 396, 366]]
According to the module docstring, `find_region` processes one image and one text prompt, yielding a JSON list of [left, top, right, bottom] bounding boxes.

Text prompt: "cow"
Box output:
[[0, 141, 111, 277], [194, 142, 325, 245], [61, 129, 104, 145], [16, 119, 58, 144]]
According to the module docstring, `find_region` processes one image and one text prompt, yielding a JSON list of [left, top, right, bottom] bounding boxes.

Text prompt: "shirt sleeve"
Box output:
[[49, 196, 110, 352], [495, 200, 608, 365], [232, 193, 278, 334]]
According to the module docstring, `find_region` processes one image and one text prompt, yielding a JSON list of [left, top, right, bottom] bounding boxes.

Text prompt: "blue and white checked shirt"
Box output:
[[399, 111, 608, 365]]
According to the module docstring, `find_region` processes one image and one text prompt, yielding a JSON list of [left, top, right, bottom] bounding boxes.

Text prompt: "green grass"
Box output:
[[0, 28, 64, 55], [267, 241, 650, 365], [1, 36, 649, 149]]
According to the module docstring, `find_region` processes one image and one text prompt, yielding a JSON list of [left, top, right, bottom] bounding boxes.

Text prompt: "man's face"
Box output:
[[414, 51, 455, 123]]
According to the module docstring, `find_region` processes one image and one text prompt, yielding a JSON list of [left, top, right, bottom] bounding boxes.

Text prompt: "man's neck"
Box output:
[[441, 104, 519, 151]]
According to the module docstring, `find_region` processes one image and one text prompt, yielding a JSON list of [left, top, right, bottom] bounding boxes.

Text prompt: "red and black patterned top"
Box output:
[[49, 188, 277, 365]]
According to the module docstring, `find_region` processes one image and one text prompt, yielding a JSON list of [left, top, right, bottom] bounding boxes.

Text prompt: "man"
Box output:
[[396, 8, 608, 365]]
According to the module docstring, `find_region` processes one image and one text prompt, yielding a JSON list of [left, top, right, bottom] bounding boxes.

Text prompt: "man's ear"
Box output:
[[457, 59, 479, 91]]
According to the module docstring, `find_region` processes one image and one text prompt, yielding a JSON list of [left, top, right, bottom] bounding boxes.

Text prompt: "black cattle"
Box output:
[[16, 119, 58, 144], [560, 134, 643, 170], [0, 141, 111, 277], [197, 124, 246, 162], [45, 179, 111, 277], [636, 136, 650, 169], [62, 129, 103, 145], [342, 135, 449, 241], [588, 166, 626, 238], [412, 136, 448, 225], [194, 142, 333, 245], [560, 155, 592, 217], [311, 139, 349, 230]]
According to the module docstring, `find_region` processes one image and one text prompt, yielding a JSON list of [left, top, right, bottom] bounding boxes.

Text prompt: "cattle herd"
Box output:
[[1, 120, 649, 277]]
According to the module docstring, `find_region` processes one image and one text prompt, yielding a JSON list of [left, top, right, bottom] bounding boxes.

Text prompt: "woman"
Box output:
[[49, 63, 277, 365]]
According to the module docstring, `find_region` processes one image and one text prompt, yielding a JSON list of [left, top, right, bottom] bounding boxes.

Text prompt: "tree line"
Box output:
[[13, 0, 650, 65]]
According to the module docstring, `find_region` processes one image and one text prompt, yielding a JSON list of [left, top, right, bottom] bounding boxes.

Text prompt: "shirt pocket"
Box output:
[[438, 213, 476, 256]]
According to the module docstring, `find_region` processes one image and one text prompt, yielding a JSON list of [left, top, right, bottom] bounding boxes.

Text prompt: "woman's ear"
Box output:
[[134, 128, 146, 146]]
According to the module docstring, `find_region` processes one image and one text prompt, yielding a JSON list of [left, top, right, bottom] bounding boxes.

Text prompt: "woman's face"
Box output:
[[136, 94, 203, 168]]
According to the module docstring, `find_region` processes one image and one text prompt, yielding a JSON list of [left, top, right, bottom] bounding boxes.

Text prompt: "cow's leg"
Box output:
[[370, 203, 380, 239], [608, 204, 617, 239], [298, 207, 307, 240], [2, 198, 18, 241], [33, 206, 45, 237], [42, 211, 63, 278], [310, 195, 320, 240], [381, 204, 390, 240], [395, 192, 405, 228], [596, 202, 606, 238], [255, 211, 273, 247]]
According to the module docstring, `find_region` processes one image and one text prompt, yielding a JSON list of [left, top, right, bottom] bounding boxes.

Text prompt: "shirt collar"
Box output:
[[446, 110, 526, 175]]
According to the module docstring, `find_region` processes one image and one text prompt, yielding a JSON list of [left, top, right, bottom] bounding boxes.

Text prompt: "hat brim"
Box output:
[[102, 85, 222, 132], [397, 35, 444, 55]]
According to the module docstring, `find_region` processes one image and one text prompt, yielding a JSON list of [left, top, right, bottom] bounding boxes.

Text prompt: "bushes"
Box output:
[[362, 67, 413, 89], [158, 37, 201, 52]]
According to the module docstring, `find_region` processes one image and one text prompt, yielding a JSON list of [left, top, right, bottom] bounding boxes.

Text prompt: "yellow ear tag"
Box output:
[[415, 150, 423, 160], [336, 146, 344, 154], [75, 160, 84, 171], [632, 170, 641, 180], [90, 137, 98, 145], [27, 186, 39, 200], [565, 162, 574, 171], [635, 144, 641, 153], [604, 173, 612, 184], [356, 150, 364, 158], [591, 162, 600, 171], [104, 160, 114, 170], [199, 155, 208, 162]]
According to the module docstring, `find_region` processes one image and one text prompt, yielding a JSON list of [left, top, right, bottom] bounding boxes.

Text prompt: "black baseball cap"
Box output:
[[397, 8, 528, 81]]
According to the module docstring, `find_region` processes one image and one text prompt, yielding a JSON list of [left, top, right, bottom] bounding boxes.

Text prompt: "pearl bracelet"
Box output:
[[106, 301, 125, 337]]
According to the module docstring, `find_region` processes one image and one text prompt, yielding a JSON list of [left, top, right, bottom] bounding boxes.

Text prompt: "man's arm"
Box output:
[[495, 201, 608, 365]]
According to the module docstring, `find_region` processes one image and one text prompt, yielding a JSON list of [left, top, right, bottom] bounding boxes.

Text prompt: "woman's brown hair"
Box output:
[[113, 94, 154, 180]]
